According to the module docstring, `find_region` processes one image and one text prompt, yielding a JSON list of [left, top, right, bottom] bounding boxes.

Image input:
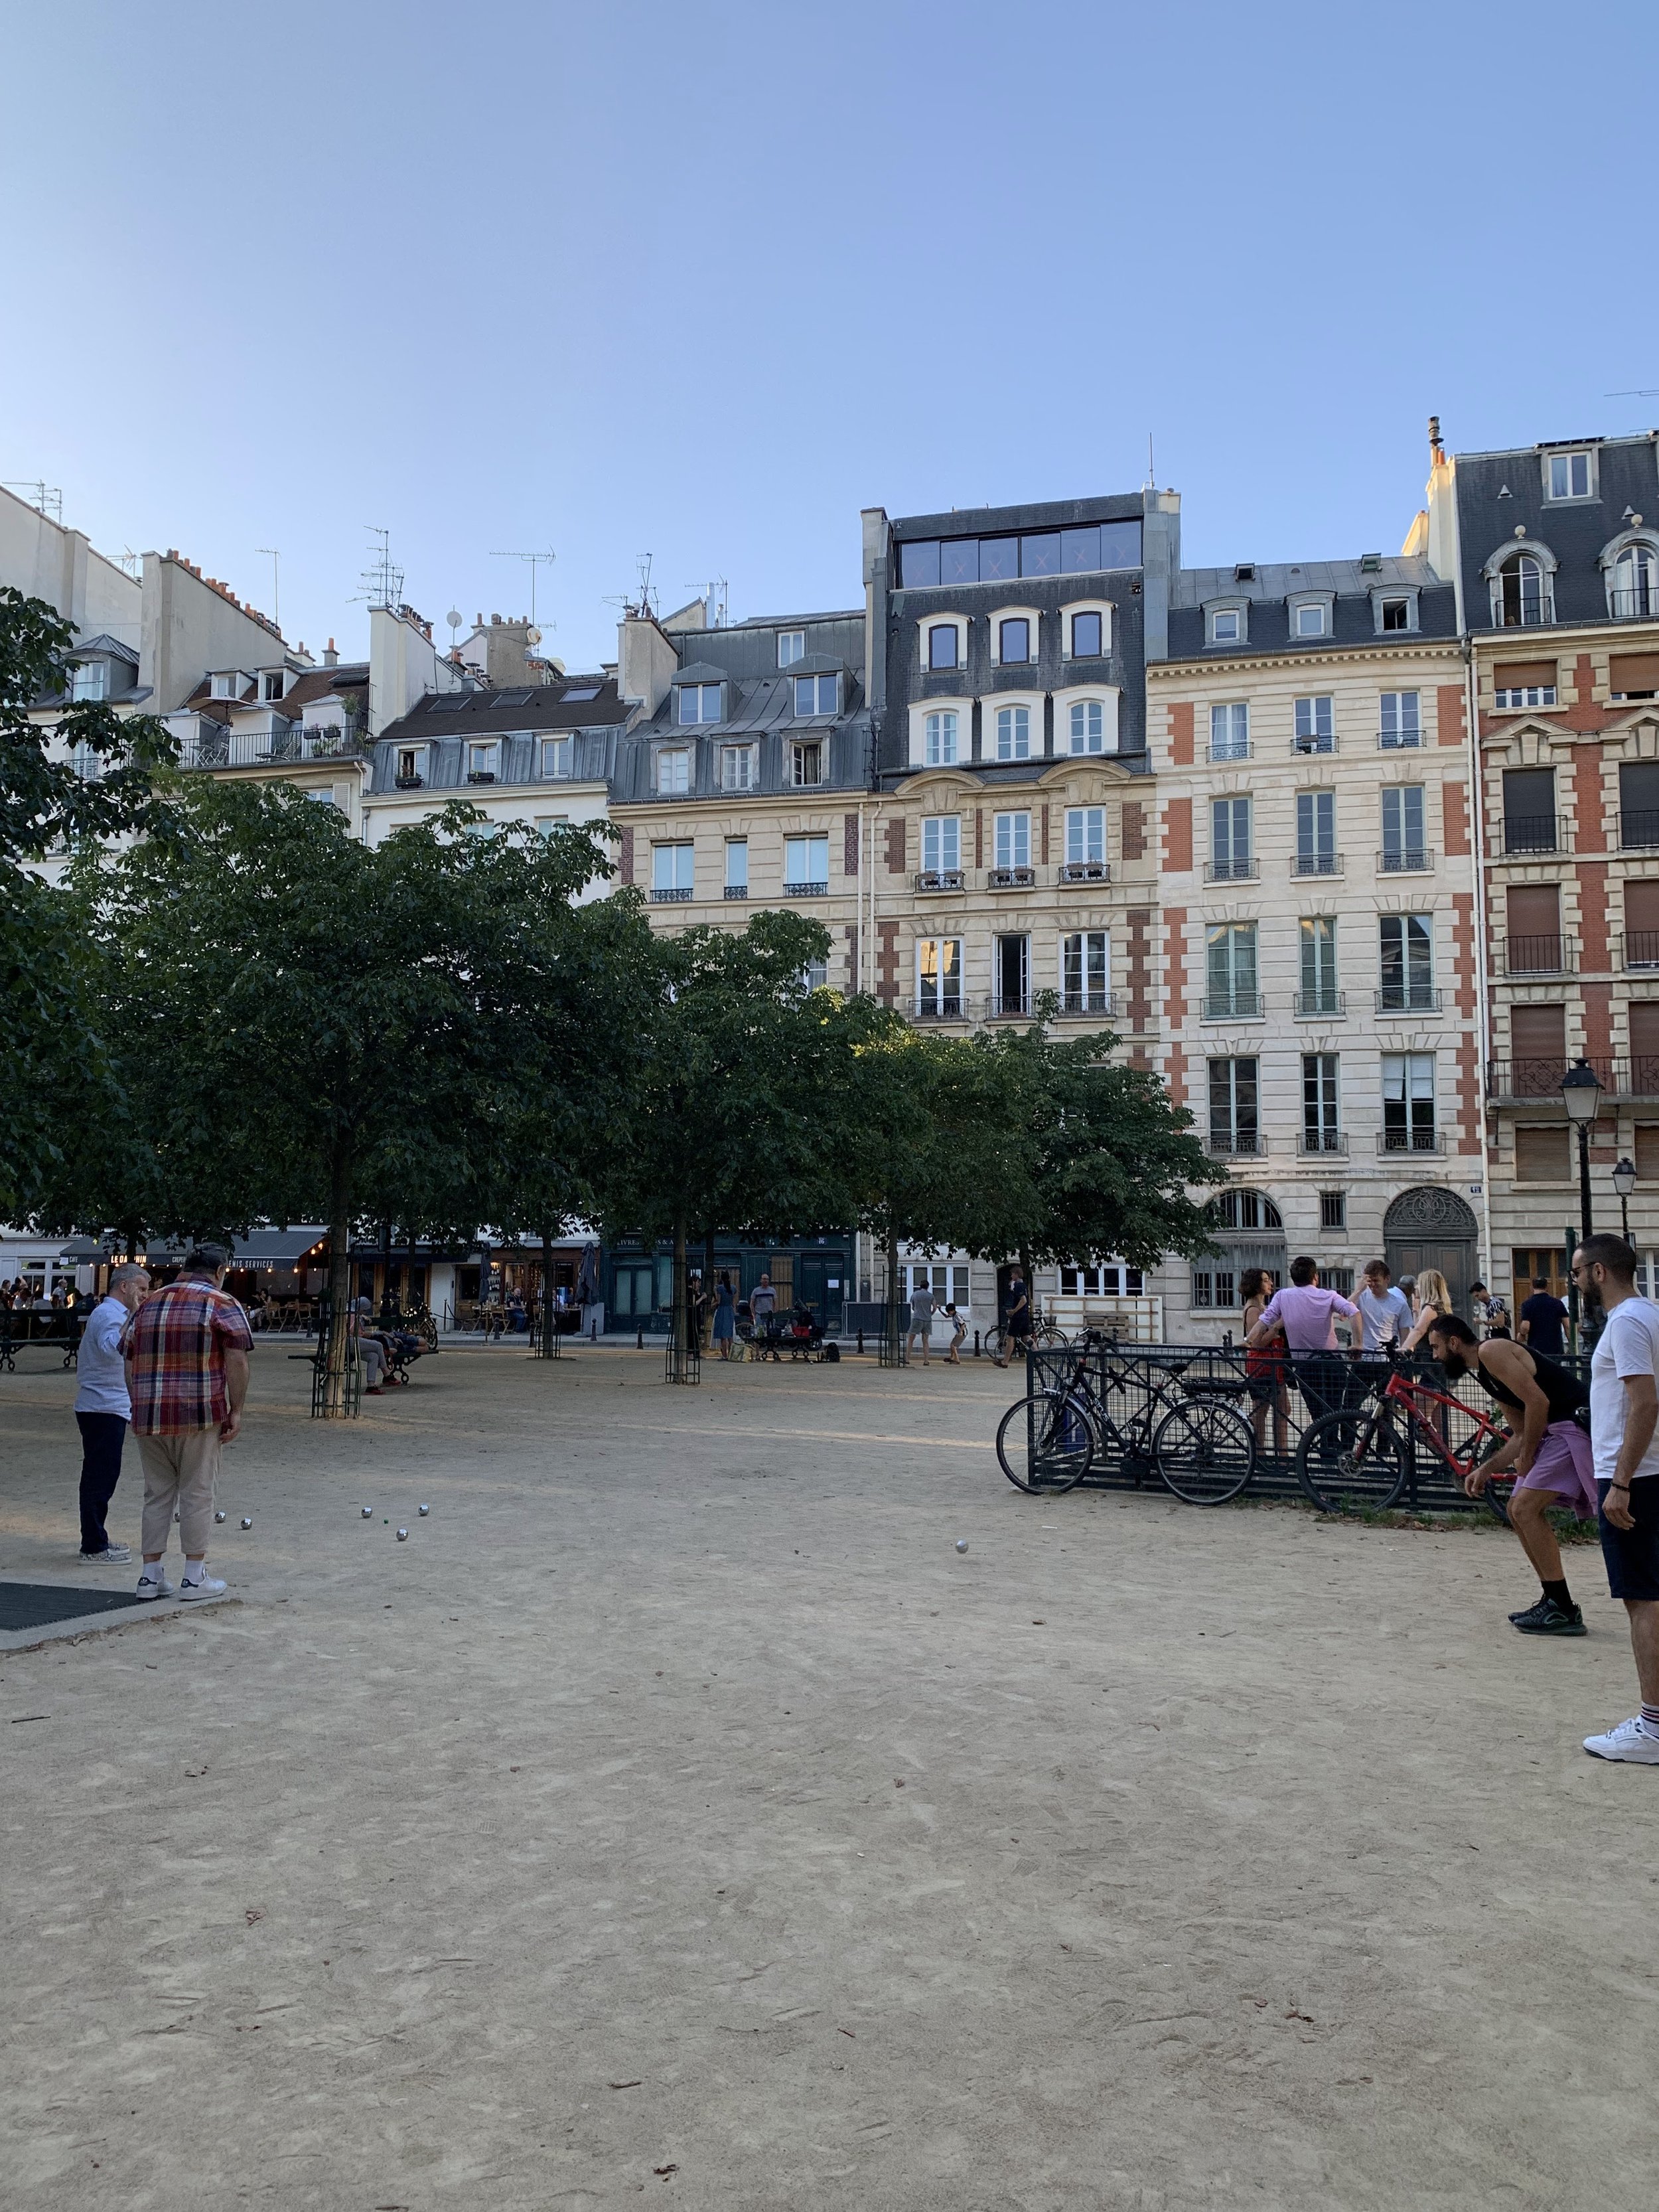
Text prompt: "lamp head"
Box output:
[[1561, 1057, 1603, 1126], [1613, 1155, 1638, 1199]]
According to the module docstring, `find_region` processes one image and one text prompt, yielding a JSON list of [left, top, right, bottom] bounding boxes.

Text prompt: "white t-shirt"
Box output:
[[1589, 1297, 1659, 1487], [1356, 1285, 1411, 1353], [73, 1296, 131, 1419]]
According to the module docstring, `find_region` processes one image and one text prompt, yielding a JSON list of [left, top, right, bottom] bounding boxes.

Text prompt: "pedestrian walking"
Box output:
[[1573, 1236, 1659, 1763], [711, 1271, 736, 1359], [905, 1277, 936, 1364], [73, 1262, 151, 1563], [993, 1273, 1032, 1368], [122, 1243, 253, 1601], [1518, 1274, 1569, 1357]]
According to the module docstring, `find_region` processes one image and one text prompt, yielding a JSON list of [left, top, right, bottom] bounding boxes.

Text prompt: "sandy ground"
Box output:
[[1, 1339, 1654, 2212]]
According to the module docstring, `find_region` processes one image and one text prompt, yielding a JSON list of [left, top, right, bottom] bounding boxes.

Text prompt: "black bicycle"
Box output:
[[995, 1334, 1256, 1504]]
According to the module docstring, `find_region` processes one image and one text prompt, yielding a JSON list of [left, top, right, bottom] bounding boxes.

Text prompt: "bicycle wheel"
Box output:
[[995, 1391, 1096, 1495], [1296, 1410, 1408, 1514], [1153, 1397, 1256, 1505]]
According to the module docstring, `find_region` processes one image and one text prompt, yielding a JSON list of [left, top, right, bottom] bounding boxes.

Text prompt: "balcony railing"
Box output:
[[1293, 989, 1346, 1017], [1378, 1128, 1443, 1155], [393, 773, 425, 789], [784, 879, 829, 897], [180, 724, 365, 770], [1207, 1130, 1262, 1158], [1484, 1053, 1651, 1101], [1299, 1129, 1348, 1155], [1609, 586, 1659, 619], [1057, 991, 1118, 1019], [1501, 814, 1563, 855], [910, 995, 966, 1022], [1378, 727, 1423, 750], [1378, 846, 1434, 873], [1208, 740, 1252, 763], [1620, 810, 1659, 850], [914, 868, 964, 893], [1290, 733, 1338, 755], [987, 865, 1035, 889], [987, 993, 1032, 1019], [723, 884, 749, 900], [1376, 985, 1442, 1013], [1494, 593, 1555, 628], [1292, 851, 1342, 877], [1495, 934, 1573, 977], [1623, 930, 1659, 970], [1204, 857, 1258, 883], [1057, 859, 1111, 885], [650, 885, 693, 903], [1202, 990, 1264, 1021]]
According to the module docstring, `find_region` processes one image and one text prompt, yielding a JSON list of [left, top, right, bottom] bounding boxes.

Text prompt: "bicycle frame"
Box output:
[[1372, 1363, 1511, 1478]]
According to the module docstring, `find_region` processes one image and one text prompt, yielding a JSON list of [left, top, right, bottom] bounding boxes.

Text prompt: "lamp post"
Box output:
[[1561, 1058, 1603, 1248], [1613, 1154, 1637, 1248]]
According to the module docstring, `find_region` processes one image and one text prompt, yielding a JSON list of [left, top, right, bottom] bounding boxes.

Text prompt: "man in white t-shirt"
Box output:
[[72, 1263, 151, 1563], [1356, 1260, 1412, 1357], [1575, 1234, 1659, 1764]]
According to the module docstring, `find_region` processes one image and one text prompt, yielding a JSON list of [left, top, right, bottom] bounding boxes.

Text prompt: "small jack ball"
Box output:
[[418, 1504, 430, 1516], [396, 1527, 409, 1542], [955, 1538, 968, 1554], [240, 1517, 253, 1530], [214, 1511, 226, 1524], [362, 1506, 372, 1518]]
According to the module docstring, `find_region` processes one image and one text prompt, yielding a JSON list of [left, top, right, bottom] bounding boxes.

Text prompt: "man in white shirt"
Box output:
[[1576, 1234, 1659, 1764], [905, 1278, 936, 1366], [73, 1263, 151, 1564], [1356, 1260, 1412, 1357]]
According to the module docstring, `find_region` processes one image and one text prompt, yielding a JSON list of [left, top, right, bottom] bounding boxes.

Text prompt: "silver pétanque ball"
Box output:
[[396, 1527, 409, 1541], [240, 1517, 253, 1530], [215, 1510, 226, 1523], [361, 1505, 373, 1518], [418, 1504, 430, 1516], [955, 1538, 968, 1553]]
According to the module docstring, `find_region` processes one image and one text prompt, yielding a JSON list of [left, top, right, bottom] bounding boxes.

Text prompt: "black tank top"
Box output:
[[1475, 1345, 1586, 1422]]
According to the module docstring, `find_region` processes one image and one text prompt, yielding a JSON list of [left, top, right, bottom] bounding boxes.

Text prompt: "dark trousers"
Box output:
[[76, 1411, 128, 1553], [1293, 1355, 1350, 1433]]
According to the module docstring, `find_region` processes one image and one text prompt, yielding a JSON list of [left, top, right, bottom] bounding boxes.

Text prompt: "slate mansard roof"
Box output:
[[1165, 553, 1457, 659], [374, 678, 630, 795]]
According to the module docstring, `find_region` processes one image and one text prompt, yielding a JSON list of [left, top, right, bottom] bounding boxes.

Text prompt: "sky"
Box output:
[[5, 0, 1657, 672]]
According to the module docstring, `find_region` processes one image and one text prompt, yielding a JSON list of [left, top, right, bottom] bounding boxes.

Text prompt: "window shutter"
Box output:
[[1630, 1002, 1659, 1057], [1514, 1127, 1570, 1182], [1493, 660, 1556, 691], [1510, 1005, 1566, 1060], [1506, 885, 1560, 935], [1625, 881, 1659, 932], [1635, 1125, 1659, 1178], [1611, 653, 1659, 696]]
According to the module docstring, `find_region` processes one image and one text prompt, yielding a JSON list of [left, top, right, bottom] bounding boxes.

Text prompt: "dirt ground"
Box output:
[[1, 1340, 1654, 2211]]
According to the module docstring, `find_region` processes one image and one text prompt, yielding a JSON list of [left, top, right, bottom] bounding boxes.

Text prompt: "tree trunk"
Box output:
[[885, 1220, 902, 1364], [540, 1222, 557, 1359], [324, 1134, 355, 1417], [701, 1223, 717, 1351], [672, 1209, 690, 1379]]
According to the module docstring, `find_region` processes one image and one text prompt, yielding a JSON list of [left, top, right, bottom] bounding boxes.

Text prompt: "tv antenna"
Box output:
[[358, 526, 403, 609], [1146, 433, 1155, 490], [1607, 388, 1659, 398], [490, 546, 557, 628], [3, 480, 63, 522], [256, 547, 280, 632], [708, 576, 728, 628], [603, 553, 658, 619]]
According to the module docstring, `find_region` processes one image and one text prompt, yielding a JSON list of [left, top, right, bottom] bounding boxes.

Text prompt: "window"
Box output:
[[1068, 699, 1106, 753], [917, 938, 963, 1017], [467, 741, 498, 779], [262, 671, 285, 701], [1210, 795, 1254, 879], [656, 747, 691, 794], [1623, 761, 1659, 848], [994, 934, 1030, 1015], [1613, 658, 1659, 705], [1495, 551, 1551, 627], [1494, 677, 1557, 708], [904, 1260, 971, 1308], [1381, 785, 1427, 869], [1504, 884, 1563, 974], [1379, 915, 1434, 1009], [1070, 610, 1103, 658], [533, 814, 569, 836], [790, 741, 824, 786], [1515, 1126, 1571, 1182], [1293, 601, 1328, 637], [1206, 923, 1260, 1019], [396, 746, 421, 780], [1062, 931, 1110, 1014], [1300, 917, 1339, 1013], [1321, 1190, 1346, 1230], [922, 815, 960, 872], [1380, 597, 1411, 632], [1210, 702, 1249, 760], [1379, 690, 1421, 748], [899, 522, 1141, 588], [1214, 1189, 1281, 1230], [1294, 696, 1334, 751], [800, 957, 829, 992], [677, 682, 721, 724], [1303, 1053, 1342, 1151], [1502, 765, 1555, 853], [1510, 1002, 1566, 1089], [69, 660, 109, 701], [1210, 608, 1242, 644], [794, 673, 837, 716], [1190, 1265, 1239, 1311], [784, 833, 829, 891], [719, 744, 755, 791], [995, 705, 1031, 760], [924, 710, 959, 766], [1059, 1261, 1143, 1297], [1295, 790, 1337, 874], [994, 812, 1031, 869], [1208, 1057, 1259, 1154], [928, 625, 960, 671], [1612, 544, 1659, 620], [1547, 450, 1592, 499], [541, 735, 571, 777], [1382, 1053, 1435, 1151], [561, 686, 600, 702], [651, 842, 694, 898], [725, 838, 749, 894], [998, 617, 1031, 664], [1064, 807, 1106, 864], [210, 671, 238, 700], [777, 630, 806, 667], [1626, 879, 1659, 967], [979, 536, 1019, 581]]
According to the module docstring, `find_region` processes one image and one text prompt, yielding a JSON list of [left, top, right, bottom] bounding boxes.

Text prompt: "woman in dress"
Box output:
[[711, 1271, 737, 1360], [1240, 1268, 1289, 1458]]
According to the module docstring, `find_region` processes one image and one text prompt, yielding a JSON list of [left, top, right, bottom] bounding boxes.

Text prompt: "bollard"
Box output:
[[857, 1329, 864, 1357], [974, 1329, 981, 1359], [590, 1319, 597, 1342], [636, 1325, 644, 1351]]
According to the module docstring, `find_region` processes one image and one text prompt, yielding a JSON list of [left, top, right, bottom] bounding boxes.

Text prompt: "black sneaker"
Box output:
[[1512, 1597, 1587, 1637]]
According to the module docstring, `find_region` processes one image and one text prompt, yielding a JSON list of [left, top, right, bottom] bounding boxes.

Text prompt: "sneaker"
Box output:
[[135, 1570, 175, 1599], [1512, 1597, 1587, 1637], [1583, 1716, 1659, 1764], [82, 1543, 133, 1564], [179, 1572, 227, 1601]]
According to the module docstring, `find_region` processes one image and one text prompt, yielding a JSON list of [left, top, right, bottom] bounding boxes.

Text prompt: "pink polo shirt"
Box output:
[[1259, 1284, 1360, 1359]]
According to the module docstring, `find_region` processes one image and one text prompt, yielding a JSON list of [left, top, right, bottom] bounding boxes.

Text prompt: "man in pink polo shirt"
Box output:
[[1246, 1254, 1361, 1428]]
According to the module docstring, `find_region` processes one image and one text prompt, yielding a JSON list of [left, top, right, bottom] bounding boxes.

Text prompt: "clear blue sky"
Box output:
[[5, 1, 1656, 670]]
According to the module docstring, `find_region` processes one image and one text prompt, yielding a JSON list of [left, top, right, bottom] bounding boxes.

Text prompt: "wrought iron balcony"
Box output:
[[986, 993, 1032, 1020], [1299, 1129, 1348, 1155], [180, 724, 366, 770], [1485, 1053, 1643, 1103], [1292, 851, 1343, 877], [1620, 810, 1659, 850], [1378, 846, 1434, 873], [914, 868, 964, 893], [909, 995, 967, 1022], [1293, 989, 1346, 1018], [1207, 739, 1252, 763], [1056, 990, 1118, 1019], [1202, 990, 1264, 1021], [1495, 934, 1573, 978], [1622, 930, 1659, 970], [1206, 1130, 1262, 1158], [650, 885, 693, 903], [1501, 814, 1563, 855], [1057, 859, 1111, 885], [723, 885, 749, 900], [1204, 857, 1258, 883], [1375, 985, 1442, 1013], [1377, 1128, 1444, 1155], [1377, 727, 1423, 750], [987, 865, 1036, 890], [1608, 586, 1659, 619], [1290, 733, 1338, 755], [784, 880, 829, 897]]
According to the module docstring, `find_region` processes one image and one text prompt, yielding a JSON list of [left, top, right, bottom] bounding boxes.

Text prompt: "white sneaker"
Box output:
[[179, 1572, 227, 1601], [135, 1570, 175, 1599], [1583, 1716, 1659, 1764], [83, 1543, 133, 1564]]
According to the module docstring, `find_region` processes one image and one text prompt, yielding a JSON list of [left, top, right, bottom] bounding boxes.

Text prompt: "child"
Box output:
[[942, 1303, 968, 1364]]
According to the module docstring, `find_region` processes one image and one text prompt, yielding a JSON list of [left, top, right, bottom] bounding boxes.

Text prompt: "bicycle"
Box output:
[[987, 1312, 1067, 1363], [995, 1333, 1256, 1503], [1294, 1351, 1510, 1514]]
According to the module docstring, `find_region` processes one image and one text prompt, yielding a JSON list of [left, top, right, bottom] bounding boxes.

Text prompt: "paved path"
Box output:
[[1, 1345, 1652, 2209]]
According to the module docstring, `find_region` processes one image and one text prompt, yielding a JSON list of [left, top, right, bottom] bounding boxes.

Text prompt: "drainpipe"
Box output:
[[1465, 630, 1497, 1292]]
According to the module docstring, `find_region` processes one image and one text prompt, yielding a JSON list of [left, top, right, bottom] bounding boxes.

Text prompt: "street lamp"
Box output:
[[1613, 1154, 1638, 1246], [1561, 1057, 1603, 1249]]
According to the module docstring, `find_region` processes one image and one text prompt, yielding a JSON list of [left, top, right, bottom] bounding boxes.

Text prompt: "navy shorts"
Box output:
[[1597, 1479, 1659, 1603]]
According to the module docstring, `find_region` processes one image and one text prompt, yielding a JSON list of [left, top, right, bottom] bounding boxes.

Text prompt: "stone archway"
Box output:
[[1384, 1187, 1480, 1313]]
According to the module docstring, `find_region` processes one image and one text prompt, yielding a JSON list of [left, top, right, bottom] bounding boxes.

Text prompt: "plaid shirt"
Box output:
[[121, 1278, 253, 1436]]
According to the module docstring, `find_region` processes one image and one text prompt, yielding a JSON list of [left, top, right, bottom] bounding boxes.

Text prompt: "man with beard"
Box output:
[[1424, 1311, 1595, 1635], [1573, 1235, 1659, 1764]]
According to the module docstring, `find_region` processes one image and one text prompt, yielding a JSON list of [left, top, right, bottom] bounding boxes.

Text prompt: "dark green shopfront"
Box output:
[[604, 1234, 853, 1335]]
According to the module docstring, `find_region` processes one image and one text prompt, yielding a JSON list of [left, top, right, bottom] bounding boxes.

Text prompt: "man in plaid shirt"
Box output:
[[121, 1243, 252, 1599]]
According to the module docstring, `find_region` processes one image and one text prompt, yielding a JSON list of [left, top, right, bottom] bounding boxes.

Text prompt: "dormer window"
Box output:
[[1070, 611, 1103, 658], [927, 624, 960, 671], [998, 617, 1031, 664], [1546, 450, 1593, 500], [1495, 550, 1551, 627], [1206, 603, 1246, 645], [1379, 595, 1413, 632], [1611, 542, 1659, 621], [790, 741, 824, 787], [777, 630, 805, 667], [794, 673, 837, 716], [657, 747, 691, 794], [1289, 597, 1332, 638], [677, 682, 721, 725], [466, 741, 498, 782], [395, 745, 425, 786], [541, 735, 572, 778], [210, 672, 238, 700], [262, 671, 286, 701], [70, 660, 109, 701]]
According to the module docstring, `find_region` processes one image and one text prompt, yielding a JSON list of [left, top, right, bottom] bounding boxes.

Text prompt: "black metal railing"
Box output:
[[1299, 1129, 1348, 1155], [987, 865, 1035, 889], [1203, 990, 1263, 1019], [1294, 989, 1344, 1017], [1206, 1130, 1261, 1157], [1486, 1053, 1659, 1101], [723, 884, 748, 899], [650, 885, 693, 903], [1378, 846, 1433, 872], [1292, 851, 1342, 876], [785, 880, 829, 897], [1502, 814, 1562, 855], [1621, 810, 1659, 850], [1291, 734, 1338, 755], [1609, 586, 1659, 619], [1204, 857, 1258, 882], [914, 869, 964, 892], [1057, 860, 1111, 884], [1376, 985, 1441, 1012], [1058, 991, 1117, 1019], [1496, 934, 1572, 976], [1377, 1126, 1442, 1154], [1623, 930, 1659, 970]]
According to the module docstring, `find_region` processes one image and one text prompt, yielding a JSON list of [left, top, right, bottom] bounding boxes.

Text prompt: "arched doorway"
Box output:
[[1384, 1187, 1479, 1313]]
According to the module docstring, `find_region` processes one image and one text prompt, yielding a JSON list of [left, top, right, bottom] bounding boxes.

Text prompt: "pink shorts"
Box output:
[[1514, 1420, 1598, 1520]]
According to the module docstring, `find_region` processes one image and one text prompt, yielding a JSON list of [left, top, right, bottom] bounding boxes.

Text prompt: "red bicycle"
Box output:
[[1295, 1354, 1511, 1514]]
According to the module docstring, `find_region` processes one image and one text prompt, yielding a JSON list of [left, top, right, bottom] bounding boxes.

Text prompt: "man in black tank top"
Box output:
[[1426, 1313, 1597, 1636]]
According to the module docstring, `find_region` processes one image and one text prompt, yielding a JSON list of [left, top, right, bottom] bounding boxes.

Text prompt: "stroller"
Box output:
[[778, 1301, 836, 1363]]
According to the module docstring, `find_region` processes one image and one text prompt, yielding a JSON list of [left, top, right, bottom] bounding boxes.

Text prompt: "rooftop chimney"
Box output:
[[323, 637, 338, 668]]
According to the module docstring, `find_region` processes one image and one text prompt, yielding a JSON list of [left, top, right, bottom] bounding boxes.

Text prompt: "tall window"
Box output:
[[994, 933, 1030, 1014], [777, 630, 806, 666], [1210, 701, 1250, 760], [925, 710, 959, 765], [1502, 765, 1556, 854], [928, 625, 960, 670], [1062, 931, 1109, 1013], [1299, 917, 1338, 1013], [1380, 691, 1421, 747], [790, 741, 824, 786], [719, 744, 755, 790], [922, 815, 960, 872], [651, 842, 694, 899], [656, 747, 691, 794], [998, 617, 1031, 664], [1495, 552, 1550, 627], [1064, 806, 1106, 864], [784, 834, 829, 891], [725, 838, 748, 894], [794, 673, 837, 716], [1303, 1054, 1342, 1151], [1613, 544, 1658, 619], [1070, 610, 1103, 658], [1382, 1053, 1436, 1151], [995, 705, 1031, 760], [677, 682, 721, 723], [70, 660, 109, 701], [917, 938, 963, 1017], [1069, 699, 1106, 753], [1379, 915, 1434, 1009], [541, 735, 572, 777], [1210, 795, 1254, 879], [1294, 696, 1334, 752], [1208, 1058, 1259, 1154], [467, 741, 498, 779], [1206, 922, 1259, 1018], [1295, 790, 1336, 873], [1548, 451, 1591, 498], [1293, 601, 1328, 637], [1380, 785, 1426, 870], [994, 812, 1031, 869]]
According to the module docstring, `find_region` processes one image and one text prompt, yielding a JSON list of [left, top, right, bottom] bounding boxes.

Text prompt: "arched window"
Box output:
[[1494, 552, 1550, 627], [924, 710, 958, 766], [1612, 543, 1658, 620], [995, 704, 1031, 760], [1212, 1189, 1283, 1230]]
